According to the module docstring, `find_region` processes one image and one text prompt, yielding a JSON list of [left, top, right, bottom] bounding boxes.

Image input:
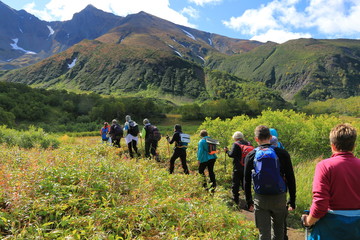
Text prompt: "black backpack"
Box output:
[[113, 124, 123, 137], [148, 125, 161, 141], [128, 121, 139, 137]]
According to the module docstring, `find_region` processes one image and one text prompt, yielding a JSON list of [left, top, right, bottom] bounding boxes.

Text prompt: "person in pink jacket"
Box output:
[[302, 123, 360, 240]]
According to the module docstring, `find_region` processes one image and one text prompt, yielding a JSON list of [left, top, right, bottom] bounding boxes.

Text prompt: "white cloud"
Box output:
[[181, 6, 200, 19], [24, 0, 195, 28], [188, 0, 223, 7], [251, 29, 312, 43], [305, 0, 360, 35], [222, 0, 360, 43]]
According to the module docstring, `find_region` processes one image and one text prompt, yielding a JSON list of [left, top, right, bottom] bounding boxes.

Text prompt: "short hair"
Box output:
[[254, 125, 271, 141], [329, 123, 357, 152], [200, 130, 208, 137], [174, 124, 182, 131], [232, 131, 244, 140], [143, 118, 149, 124]]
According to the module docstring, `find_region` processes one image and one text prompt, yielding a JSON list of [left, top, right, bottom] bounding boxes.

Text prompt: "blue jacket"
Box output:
[[197, 136, 217, 163]]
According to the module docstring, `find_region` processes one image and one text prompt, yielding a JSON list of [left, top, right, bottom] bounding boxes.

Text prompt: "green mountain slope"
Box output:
[[206, 38, 360, 102]]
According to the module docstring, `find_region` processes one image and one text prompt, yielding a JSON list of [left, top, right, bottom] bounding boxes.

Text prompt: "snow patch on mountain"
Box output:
[[197, 55, 205, 63], [182, 29, 196, 41], [10, 38, 36, 54], [68, 58, 77, 69], [174, 51, 182, 57], [208, 38, 212, 46], [47, 26, 55, 37]]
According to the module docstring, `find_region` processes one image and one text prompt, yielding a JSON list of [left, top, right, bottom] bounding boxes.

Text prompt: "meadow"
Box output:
[[1, 109, 360, 239]]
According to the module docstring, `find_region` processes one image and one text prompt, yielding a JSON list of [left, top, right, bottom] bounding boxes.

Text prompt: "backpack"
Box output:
[[206, 138, 220, 155], [178, 133, 190, 148], [113, 124, 123, 137], [234, 142, 254, 166], [128, 121, 139, 137], [148, 125, 161, 141], [251, 146, 286, 195], [101, 127, 109, 140]]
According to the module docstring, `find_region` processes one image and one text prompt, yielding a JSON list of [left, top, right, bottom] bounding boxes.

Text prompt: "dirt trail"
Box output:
[[239, 208, 305, 240]]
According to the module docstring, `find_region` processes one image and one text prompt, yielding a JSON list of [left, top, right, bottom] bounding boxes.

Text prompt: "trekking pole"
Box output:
[[301, 210, 310, 240], [224, 148, 227, 174]]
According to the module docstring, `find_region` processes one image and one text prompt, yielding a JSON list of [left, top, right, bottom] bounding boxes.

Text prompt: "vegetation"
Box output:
[[301, 96, 360, 117], [1, 109, 360, 238], [0, 137, 257, 239], [0, 82, 171, 132], [0, 126, 60, 149]]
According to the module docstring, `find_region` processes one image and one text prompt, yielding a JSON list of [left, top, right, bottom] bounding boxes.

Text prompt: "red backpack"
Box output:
[[235, 142, 254, 166]]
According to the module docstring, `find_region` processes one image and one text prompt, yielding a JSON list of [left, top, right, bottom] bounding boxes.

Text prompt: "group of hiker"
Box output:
[[100, 118, 360, 240]]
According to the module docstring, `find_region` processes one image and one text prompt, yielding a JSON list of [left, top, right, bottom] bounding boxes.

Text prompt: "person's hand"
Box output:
[[248, 204, 254, 212], [301, 214, 309, 227], [288, 206, 294, 211]]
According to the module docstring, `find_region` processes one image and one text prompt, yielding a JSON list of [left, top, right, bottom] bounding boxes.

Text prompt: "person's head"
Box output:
[[232, 131, 244, 141], [143, 118, 150, 125], [200, 130, 208, 137], [174, 124, 182, 132], [269, 128, 279, 137], [330, 123, 357, 152], [104, 122, 108, 126], [125, 115, 131, 122], [270, 135, 279, 147], [112, 119, 117, 124], [254, 125, 271, 144]]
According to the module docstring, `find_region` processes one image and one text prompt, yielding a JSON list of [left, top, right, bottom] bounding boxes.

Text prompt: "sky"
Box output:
[[2, 0, 360, 43]]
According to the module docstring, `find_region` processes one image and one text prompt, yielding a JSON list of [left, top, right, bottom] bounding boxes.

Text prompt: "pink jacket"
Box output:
[[310, 152, 360, 218]]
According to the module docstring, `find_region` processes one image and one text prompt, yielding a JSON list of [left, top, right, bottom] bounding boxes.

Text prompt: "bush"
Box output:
[[0, 125, 60, 149]]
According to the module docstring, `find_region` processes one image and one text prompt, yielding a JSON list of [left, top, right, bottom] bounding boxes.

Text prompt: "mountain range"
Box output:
[[0, 1, 359, 104]]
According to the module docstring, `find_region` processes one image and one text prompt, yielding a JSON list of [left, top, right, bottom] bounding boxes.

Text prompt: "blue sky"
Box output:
[[3, 0, 360, 43]]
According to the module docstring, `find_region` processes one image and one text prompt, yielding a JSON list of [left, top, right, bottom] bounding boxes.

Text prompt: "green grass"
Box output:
[[0, 136, 258, 239]]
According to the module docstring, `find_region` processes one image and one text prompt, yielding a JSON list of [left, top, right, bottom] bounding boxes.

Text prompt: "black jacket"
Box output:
[[244, 144, 296, 208], [227, 140, 251, 171]]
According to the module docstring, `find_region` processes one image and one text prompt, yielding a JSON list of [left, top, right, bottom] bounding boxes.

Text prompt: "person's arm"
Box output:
[[283, 150, 296, 209], [310, 162, 331, 219], [168, 132, 179, 144], [244, 151, 255, 209], [227, 143, 240, 158]]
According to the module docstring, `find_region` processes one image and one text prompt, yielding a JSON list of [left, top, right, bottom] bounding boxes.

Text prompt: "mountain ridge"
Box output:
[[0, 1, 360, 104]]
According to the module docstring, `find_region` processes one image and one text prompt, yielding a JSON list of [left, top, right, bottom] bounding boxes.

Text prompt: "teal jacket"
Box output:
[[197, 136, 217, 163]]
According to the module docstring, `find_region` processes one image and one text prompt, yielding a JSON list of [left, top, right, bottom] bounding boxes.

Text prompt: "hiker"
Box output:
[[166, 124, 189, 174], [197, 130, 217, 192], [123, 115, 139, 158], [270, 128, 285, 149], [244, 125, 296, 240], [109, 119, 123, 148], [224, 131, 253, 206], [302, 123, 360, 240], [141, 118, 160, 161], [100, 122, 111, 144]]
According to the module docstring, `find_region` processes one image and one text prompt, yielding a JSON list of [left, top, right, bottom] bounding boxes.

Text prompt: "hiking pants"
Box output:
[[169, 148, 189, 174], [254, 193, 287, 240], [112, 136, 121, 148], [127, 140, 138, 158], [145, 140, 158, 159], [199, 158, 216, 190], [232, 167, 244, 203]]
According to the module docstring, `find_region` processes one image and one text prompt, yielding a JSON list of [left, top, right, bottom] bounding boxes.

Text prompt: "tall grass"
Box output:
[[0, 137, 257, 239]]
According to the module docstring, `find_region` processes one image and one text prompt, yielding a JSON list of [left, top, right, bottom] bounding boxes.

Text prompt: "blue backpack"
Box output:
[[101, 127, 109, 140], [252, 146, 286, 195]]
